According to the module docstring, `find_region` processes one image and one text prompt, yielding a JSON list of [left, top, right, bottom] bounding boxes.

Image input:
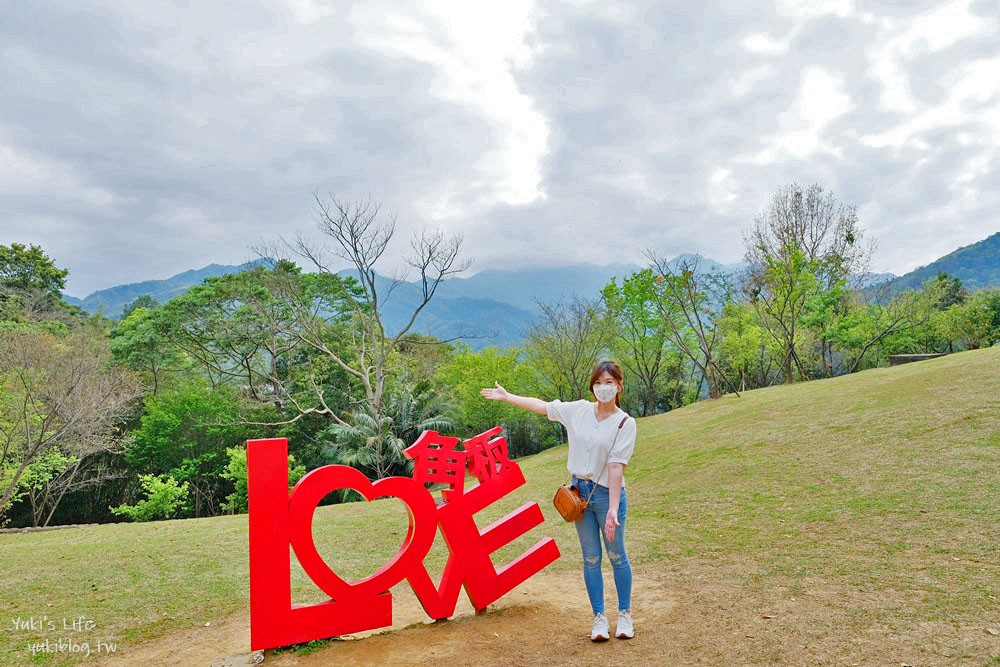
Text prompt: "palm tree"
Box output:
[[322, 380, 454, 480]]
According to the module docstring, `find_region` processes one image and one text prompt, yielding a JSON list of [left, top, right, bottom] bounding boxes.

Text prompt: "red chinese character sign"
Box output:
[[247, 428, 561, 651]]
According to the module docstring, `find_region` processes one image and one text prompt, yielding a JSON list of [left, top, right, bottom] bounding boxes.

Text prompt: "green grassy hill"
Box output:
[[1, 347, 997, 665]]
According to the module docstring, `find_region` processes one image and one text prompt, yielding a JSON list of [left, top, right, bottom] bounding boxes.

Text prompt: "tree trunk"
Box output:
[[704, 365, 722, 399], [671, 378, 683, 409], [644, 379, 656, 417], [29, 489, 41, 528], [44, 461, 82, 527]]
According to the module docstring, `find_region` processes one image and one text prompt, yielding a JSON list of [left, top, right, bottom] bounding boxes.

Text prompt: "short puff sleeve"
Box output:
[[607, 416, 636, 466], [545, 399, 571, 425]]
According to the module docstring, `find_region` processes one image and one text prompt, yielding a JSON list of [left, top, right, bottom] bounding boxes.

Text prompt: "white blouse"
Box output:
[[546, 399, 636, 487]]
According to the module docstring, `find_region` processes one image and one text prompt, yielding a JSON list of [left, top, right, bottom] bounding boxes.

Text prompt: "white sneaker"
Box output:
[[591, 612, 610, 642], [616, 609, 634, 639]]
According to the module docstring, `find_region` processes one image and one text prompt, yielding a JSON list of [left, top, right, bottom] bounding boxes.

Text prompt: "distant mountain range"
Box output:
[[62, 232, 997, 348], [64, 257, 747, 348], [61, 259, 273, 318], [885, 231, 1000, 292], [432, 256, 746, 312], [63, 259, 661, 349]]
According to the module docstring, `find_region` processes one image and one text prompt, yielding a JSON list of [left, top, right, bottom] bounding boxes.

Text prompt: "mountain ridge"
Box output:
[[887, 230, 1000, 292], [64, 259, 273, 318], [60, 234, 996, 347]]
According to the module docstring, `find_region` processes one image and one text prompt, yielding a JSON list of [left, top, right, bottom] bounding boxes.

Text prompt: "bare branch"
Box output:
[[0, 329, 142, 516]]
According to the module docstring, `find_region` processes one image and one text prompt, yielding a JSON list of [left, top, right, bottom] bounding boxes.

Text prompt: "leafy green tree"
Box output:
[[825, 287, 941, 371], [20, 451, 124, 528], [0, 243, 75, 322], [937, 289, 1000, 350], [743, 183, 873, 383], [437, 346, 528, 430], [220, 446, 305, 513], [716, 301, 770, 390], [0, 243, 68, 295], [644, 254, 731, 399], [383, 380, 454, 447], [121, 294, 158, 319], [151, 261, 361, 424], [322, 412, 410, 479], [391, 334, 456, 385], [932, 272, 967, 309], [19, 450, 78, 527], [111, 306, 187, 393], [321, 380, 453, 479], [435, 346, 556, 457], [745, 243, 820, 383], [800, 277, 850, 377], [602, 269, 676, 415], [110, 474, 188, 521], [888, 275, 976, 354], [981, 288, 1000, 343], [126, 382, 252, 517]]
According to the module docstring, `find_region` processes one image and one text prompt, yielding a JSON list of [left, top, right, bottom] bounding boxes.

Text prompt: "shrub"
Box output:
[[110, 474, 189, 522]]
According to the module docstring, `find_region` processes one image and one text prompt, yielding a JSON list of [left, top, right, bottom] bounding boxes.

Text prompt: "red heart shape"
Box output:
[[287, 465, 437, 602]]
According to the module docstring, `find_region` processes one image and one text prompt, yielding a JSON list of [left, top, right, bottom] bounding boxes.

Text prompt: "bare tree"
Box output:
[[0, 286, 76, 325], [523, 295, 615, 401], [270, 195, 471, 422], [0, 328, 141, 518], [745, 184, 873, 289], [25, 454, 124, 527], [644, 252, 734, 400]]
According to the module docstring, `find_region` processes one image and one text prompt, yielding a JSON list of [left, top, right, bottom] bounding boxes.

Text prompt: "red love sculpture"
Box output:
[[287, 465, 438, 602], [247, 431, 560, 651]]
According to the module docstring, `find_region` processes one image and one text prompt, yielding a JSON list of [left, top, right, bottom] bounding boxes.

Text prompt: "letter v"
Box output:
[[406, 550, 465, 620]]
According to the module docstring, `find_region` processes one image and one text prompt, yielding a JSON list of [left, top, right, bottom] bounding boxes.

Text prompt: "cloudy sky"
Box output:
[[2, 0, 998, 296]]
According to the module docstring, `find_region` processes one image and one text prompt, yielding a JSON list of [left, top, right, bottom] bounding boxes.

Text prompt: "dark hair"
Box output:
[[588, 360, 624, 407]]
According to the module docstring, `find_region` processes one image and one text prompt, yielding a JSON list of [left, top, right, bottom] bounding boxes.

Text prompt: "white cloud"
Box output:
[[349, 0, 550, 215], [867, 0, 992, 114], [774, 0, 855, 20], [0, 143, 114, 208], [742, 33, 793, 55], [729, 65, 779, 98], [707, 167, 740, 215], [745, 67, 852, 164], [284, 0, 339, 24], [2, 0, 999, 294], [861, 55, 1000, 150]]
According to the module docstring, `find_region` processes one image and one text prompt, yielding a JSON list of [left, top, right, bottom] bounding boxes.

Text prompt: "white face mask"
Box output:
[[593, 383, 618, 404]]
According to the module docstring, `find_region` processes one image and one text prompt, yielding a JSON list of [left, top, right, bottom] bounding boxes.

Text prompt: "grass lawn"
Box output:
[[1, 346, 998, 665]]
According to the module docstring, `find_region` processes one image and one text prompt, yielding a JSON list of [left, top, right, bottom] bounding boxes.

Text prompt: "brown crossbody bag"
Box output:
[[553, 414, 629, 522]]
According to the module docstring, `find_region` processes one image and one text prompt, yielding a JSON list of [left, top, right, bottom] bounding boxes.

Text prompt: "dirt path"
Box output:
[[95, 562, 998, 666]]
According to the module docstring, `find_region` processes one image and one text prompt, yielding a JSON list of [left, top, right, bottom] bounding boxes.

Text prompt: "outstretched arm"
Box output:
[[480, 382, 548, 415]]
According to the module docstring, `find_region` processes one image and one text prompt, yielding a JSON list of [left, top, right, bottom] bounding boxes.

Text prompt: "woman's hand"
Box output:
[[480, 381, 509, 402], [604, 508, 620, 542], [479, 384, 549, 416]]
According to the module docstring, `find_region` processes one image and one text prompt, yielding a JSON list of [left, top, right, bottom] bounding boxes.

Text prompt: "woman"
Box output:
[[481, 360, 637, 641]]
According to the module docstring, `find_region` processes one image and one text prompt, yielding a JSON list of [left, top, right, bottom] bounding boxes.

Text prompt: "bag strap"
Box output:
[[583, 414, 630, 504]]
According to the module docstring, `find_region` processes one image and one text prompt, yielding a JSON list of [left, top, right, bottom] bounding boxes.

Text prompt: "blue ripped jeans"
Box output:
[[573, 476, 632, 615]]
